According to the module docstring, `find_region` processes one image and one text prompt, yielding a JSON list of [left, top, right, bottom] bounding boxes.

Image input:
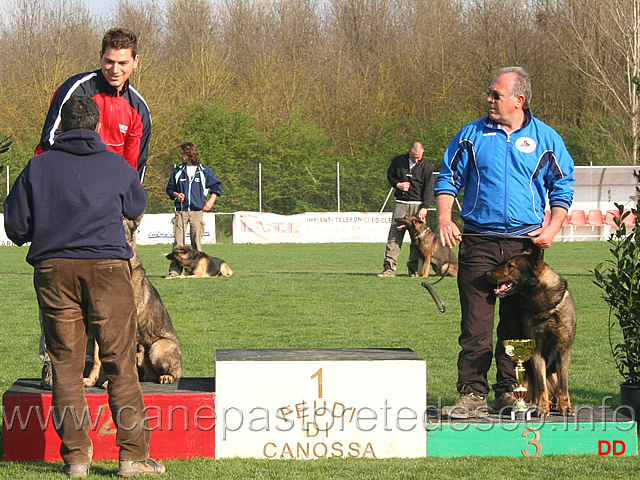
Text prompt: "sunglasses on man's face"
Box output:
[[487, 89, 513, 101]]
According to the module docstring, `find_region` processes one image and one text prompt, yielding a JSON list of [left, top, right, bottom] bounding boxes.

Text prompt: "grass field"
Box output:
[[0, 241, 638, 478]]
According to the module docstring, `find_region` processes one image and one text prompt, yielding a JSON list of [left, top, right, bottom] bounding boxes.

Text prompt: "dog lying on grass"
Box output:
[[166, 246, 233, 278]]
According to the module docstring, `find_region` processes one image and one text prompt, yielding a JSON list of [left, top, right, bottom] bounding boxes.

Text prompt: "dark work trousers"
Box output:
[[34, 258, 150, 465], [455, 234, 532, 397]]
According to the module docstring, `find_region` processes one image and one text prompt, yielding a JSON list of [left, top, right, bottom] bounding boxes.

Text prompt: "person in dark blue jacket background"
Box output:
[[435, 67, 575, 419], [3, 96, 165, 478], [165, 141, 223, 278]]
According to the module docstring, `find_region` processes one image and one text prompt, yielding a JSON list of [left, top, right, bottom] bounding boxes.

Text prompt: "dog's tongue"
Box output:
[[494, 283, 514, 296]]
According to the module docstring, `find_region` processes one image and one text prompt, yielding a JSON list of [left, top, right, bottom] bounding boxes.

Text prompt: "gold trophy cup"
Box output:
[[503, 339, 536, 420]]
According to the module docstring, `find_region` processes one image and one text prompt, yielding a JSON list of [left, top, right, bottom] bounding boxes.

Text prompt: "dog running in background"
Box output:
[[395, 215, 458, 277], [486, 243, 576, 416], [84, 217, 183, 386], [166, 246, 233, 278]]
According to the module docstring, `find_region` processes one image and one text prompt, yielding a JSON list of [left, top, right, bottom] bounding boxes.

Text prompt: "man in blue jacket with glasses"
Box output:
[[435, 67, 575, 419]]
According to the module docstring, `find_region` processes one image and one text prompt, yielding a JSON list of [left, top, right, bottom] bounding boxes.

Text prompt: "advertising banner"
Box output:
[[136, 213, 216, 245], [232, 211, 393, 244], [0, 213, 216, 246]]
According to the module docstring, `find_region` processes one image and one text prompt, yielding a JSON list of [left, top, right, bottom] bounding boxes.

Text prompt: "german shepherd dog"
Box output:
[[395, 215, 458, 277], [166, 246, 233, 278], [84, 217, 183, 386], [486, 244, 576, 416]]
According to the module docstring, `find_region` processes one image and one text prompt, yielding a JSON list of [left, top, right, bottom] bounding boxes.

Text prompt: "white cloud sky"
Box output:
[[85, 0, 118, 17]]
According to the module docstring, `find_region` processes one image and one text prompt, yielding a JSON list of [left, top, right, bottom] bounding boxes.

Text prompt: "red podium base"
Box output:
[[2, 378, 215, 461]]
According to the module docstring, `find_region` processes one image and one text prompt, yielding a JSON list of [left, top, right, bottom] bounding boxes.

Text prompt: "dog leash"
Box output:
[[420, 233, 539, 314], [456, 232, 539, 240], [421, 264, 450, 314]]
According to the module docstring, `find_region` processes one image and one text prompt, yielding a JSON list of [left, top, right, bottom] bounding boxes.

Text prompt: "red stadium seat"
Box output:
[[622, 210, 637, 226], [569, 210, 587, 225], [587, 210, 605, 226], [605, 210, 620, 226]]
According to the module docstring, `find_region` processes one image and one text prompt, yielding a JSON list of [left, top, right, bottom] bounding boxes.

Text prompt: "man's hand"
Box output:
[[438, 219, 462, 248], [529, 207, 567, 249], [436, 195, 461, 247], [528, 227, 554, 249], [203, 195, 217, 212], [396, 181, 410, 192]]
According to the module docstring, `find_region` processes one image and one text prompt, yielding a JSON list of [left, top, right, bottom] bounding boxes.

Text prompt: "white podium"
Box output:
[[214, 348, 427, 459]]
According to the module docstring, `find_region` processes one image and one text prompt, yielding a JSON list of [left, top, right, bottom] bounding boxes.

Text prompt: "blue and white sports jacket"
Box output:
[[166, 163, 223, 211], [434, 111, 575, 235]]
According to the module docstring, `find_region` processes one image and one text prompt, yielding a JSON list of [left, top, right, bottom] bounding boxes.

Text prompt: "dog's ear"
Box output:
[[527, 243, 544, 271], [134, 213, 144, 227]]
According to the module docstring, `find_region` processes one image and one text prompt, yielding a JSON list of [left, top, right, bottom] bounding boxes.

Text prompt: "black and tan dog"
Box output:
[[486, 244, 576, 416], [395, 215, 458, 277], [84, 217, 183, 386], [166, 246, 233, 278]]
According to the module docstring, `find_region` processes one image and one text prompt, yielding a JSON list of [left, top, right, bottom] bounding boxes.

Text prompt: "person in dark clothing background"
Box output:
[[377, 141, 435, 278]]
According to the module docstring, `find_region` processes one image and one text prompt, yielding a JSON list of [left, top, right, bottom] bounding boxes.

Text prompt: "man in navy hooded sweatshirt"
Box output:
[[3, 96, 165, 478]]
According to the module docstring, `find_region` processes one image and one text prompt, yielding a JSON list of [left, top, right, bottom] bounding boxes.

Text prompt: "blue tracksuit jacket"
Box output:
[[434, 111, 575, 235], [166, 163, 223, 211]]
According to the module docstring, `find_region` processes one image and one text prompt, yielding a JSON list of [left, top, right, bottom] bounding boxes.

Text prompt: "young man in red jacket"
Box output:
[[35, 27, 151, 181]]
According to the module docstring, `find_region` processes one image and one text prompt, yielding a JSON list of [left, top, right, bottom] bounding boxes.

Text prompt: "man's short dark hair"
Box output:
[[101, 28, 138, 58], [60, 96, 100, 132]]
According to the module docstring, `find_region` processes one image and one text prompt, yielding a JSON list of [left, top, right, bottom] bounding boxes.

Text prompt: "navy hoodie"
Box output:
[[4, 129, 147, 265]]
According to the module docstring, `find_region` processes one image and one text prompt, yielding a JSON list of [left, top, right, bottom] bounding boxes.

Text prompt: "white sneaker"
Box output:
[[376, 269, 395, 278]]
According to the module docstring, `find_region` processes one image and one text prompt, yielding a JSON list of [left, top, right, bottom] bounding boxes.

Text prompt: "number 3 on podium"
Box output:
[[522, 428, 542, 457]]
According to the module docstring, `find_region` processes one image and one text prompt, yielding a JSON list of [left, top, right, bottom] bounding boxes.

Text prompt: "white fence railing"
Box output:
[[2, 165, 637, 245]]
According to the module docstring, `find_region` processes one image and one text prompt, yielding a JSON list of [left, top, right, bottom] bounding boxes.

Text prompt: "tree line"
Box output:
[[1, 0, 639, 215]]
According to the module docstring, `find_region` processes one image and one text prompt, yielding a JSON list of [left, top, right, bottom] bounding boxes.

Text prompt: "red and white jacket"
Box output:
[[35, 69, 151, 181]]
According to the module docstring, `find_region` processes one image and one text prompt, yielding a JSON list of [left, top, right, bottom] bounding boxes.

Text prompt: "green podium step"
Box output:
[[426, 407, 637, 457]]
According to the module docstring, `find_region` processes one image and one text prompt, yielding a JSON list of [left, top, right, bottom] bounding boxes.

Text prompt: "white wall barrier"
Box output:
[[0, 213, 216, 246], [7, 206, 634, 247], [135, 213, 216, 245], [232, 211, 393, 244], [0, 215, 14, 246]]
